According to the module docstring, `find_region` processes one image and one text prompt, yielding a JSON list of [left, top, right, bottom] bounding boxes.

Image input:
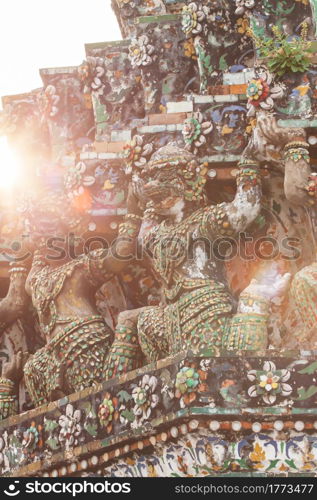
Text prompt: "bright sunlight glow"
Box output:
[[0, 138, 20, 190], [0, 1, 121, 192]]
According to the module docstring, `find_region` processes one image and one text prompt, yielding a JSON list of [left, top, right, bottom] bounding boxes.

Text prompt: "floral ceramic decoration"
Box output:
[[131, 374, 159, 428], [78, 57, 106, 98], [102, 431, 317, 477], [1, 355, 317, 475], [22, 422, 41, 451], [123, 135, 153, 173], [234, 0, 255, 16], [128, 35, 155, 67], [181, 2, 209, 37], [39, 85, 60, 119], [98, 392, 120, 434], [58, 404, 83, 450], [247, 361, 292, 404], [246, 68, 285, 116], [182, 112, 213, 153], [174, 361, 208, 408], [2, 0, 317, 480], [0, 430, 25, 474], [64, 161, 96, 200], [0, 434, 9, 474]]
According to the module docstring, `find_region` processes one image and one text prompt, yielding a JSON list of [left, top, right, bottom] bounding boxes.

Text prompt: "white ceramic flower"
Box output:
[[58, 404, 82, 449], [128, 35, 155, 67], [86, 57, 106, 97], [65, 160, 95, 199], [247, 361, 292, 405], [123, 135, 153, 173], [235, 0, 255, 16], [131, 374, 159, 427], [199, 359, 211, 371], [181, 2, 209, 37]]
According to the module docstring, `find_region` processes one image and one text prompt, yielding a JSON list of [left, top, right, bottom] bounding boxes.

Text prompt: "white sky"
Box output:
[[0, 0, 121, 102]]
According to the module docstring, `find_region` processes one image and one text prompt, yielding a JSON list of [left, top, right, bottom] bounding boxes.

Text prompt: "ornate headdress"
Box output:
[[19, 189, 85, 237], [139, 143, 208, 202]]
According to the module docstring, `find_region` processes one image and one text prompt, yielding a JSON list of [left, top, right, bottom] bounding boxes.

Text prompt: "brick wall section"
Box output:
[[207, 85, 230, 95], [94, 141, 125, 153], [207, 84, 247, 95], [229, 84, 247, 94], [149, 112, 187, 125]]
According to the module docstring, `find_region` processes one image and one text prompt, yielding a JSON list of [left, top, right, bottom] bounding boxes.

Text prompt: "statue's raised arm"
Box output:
[[198, 159, 262, 240], [257, 114, 313, 207], [85, 183, 142, 282]]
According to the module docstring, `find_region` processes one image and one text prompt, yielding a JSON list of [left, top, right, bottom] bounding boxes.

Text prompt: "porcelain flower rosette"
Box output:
[[247, 361, 292, 405], [131, 374, 159, 428], [128, 35, 155, 67], [181, 2, 209, 37], [123, 135, 153, 174], [235, 0, 255, 16], [182, 112, 213, 153], [78, 57, 106, 97], [246, 68, 285, 117], [64, 161, 96, 199], [58, 403, 82, 450]]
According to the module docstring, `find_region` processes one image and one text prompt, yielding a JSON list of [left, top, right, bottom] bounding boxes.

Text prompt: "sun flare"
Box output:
[[0, 137, 20, 190]]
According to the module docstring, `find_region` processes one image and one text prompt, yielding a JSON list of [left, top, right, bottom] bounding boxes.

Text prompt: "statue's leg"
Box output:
[[290, 262, 317, 342], [24, 346, 71, 405], [25, 319, 114, 405], [138, 306, 169, 362], [164, 285, 233, 355], [56, 319, 113, 394], [24, 346, 51, 407], [128, 285, 234, 357], [104, 308, 147, 380]]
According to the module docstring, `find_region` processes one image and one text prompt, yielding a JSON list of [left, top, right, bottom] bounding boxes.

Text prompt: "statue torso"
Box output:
[[26, 256, 99, 340], [143, 208, 228, 302]]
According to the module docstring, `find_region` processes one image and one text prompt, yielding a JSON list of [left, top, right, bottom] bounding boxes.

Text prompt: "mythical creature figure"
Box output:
[[104, 143, 290, 379], [257, 116, 317, 346], [0, 189, 137, 408]]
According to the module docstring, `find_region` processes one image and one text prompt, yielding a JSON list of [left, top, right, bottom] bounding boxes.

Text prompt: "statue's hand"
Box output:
[[257, 114, 306, 148], [243, 262, 291, 302], [2, 351, 29, 384]]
